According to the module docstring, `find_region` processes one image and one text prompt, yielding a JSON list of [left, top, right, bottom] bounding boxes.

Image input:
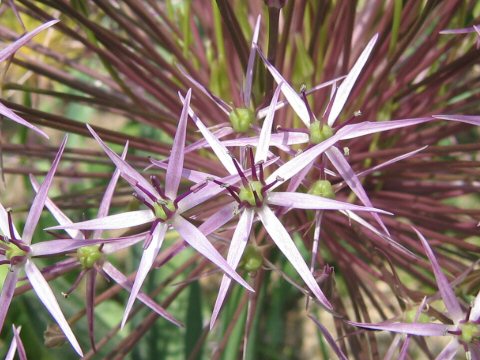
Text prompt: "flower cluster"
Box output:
[[0, 2, 479, 359]]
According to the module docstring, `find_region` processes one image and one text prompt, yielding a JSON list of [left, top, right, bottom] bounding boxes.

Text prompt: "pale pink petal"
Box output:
[[347, 319, 452, 336], [435, 339, 459, 360], [339, 117, 432, 140], [326, 146, 390, 235], [0, 20, 59, 62], [469, 291, 480, 322], [198, 202, 237, 235], [172, 215, 253, 292], [257, 206, 333, 310], [102, 261, 182, 327], [433, 114, 480, 126], [327, 34, 378, 126], [309, 315, 348, 360], [266, 123, 365, 187], [210, 209, 254, 328], [221, 132, 309, 148], [184, 126, 234, 153], [256, 76, 346, 120], [29, 175, 82, 240], [177, 66, 231, 114], [23, 135, 67, 245], [179, 95, 238, 175], [165, 90, 191, 198], [150, 158, 213, 184], [256, 48, 310, 127], [0, 268, 20, 333], [255, 83, 282, 163], [87, 124, 158, 198], [31, 238, 127, 257], [121, 222, 168, 328], [267, 192, 391, 214], [413, 227, 464, 323], [46, 210, 155, 231], [0, 101, 48, 138], [244, 15, 261, 107], [24, 259, 83, 356]]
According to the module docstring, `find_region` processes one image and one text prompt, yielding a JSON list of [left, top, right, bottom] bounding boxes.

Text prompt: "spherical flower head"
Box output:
[[309, 121, 334, 144], [229, 107, 255, 133], [77, 245, 104, 269], [308, 180, 336, 199]]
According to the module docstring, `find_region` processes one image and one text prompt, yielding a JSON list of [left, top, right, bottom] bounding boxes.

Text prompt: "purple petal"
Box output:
[[310, 211, 324, 273], [23, 135, 67, 245], [121, 222, 168, 329], [267, 192, 391, 214], [87, 124, 158, 198], [198, 202, 237, 235], [326, 146, 390, 235], [184, 126, 234, 152], [102, 233, 147, 254], [347, 320, 452, 336], [257, 76, 346, 120], [243, 15, 261, 107], [435, 339, 459, 360], [29, 175, 82, 240], [309, 315, 348, 360], [165, 90, 191, 198], [256, 47, 311, 127], [46, 210, 155, 231], [24, 259, 83, 356], [221, 132, 309, 148], [433, 114, 480, 126], [469, 291, 480, 322], [0, 20, 59, 62], [257, 206, 333, 310], [398, 297, 428, 360], [440, 26, 477, 34], [0, 203, 20, 239], [31, 238, 128, 257], [172, 215, 253, 292], [413, 227, 464, 323], [93, 143, 129, 239], [255, 83, 283, 163], [327, 34, 378, 126], [266, 123, 365, 187], [177, 66, 231, 114], [102, 261, 182, 327], [179, 96, 237, 175], [0, 101, 48, 138], [5, 325, 22, 360], [150, 158, 213, 184], [0, 268, 20, 333], [12, 325, 26, 360], [210, 209, 254, 328], [339, 117, 433, 140]]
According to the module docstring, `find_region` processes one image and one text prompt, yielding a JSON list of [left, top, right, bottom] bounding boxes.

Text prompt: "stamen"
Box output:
[[252, 190, 262, 207], [322, 86, 337, 125], [230, 154, 249, 187], [301, 86, 316, 124], [8, 238, 30, 253], [248, 147, 258, 181], [0, 249, 5, 255], [258, 160, 265, 185], [132, 193, 155, 212], [62, 269, 88, 297], [214, 180, 242, 204], [261, 176, 283, 194], [335, 110, 362, 131], [150, 175, 166, 199], [0, 260, 11, 266], [144, 219, 161, 249], [6, 209, 17, 241], [173, 182, 208, 207], [136, 183, 157, 202]]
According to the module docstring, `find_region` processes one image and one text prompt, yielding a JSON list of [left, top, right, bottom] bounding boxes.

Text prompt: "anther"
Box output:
[[6, 209, 17, 241], [62, 269, 87, 298], [248, 147, 258, 181]]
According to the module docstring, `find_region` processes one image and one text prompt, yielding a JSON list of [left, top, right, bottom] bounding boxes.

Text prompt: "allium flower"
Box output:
[[48, 91, 253, 327], [348, 228, 480, 359], [181, 88, 391, 327], [0, 136, 83, 356], [0, 19, 59, 138], [31, 144, 182, 352]]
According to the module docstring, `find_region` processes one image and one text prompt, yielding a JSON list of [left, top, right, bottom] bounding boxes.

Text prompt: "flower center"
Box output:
[[77, 245, 104, 269], [153, 200, 176, 221], [229, 107, 255, 133], [239, 181, 264, 207], [309, 121, 334, 144], [308, 180, 336, 199], [459, 322, 480, 343]]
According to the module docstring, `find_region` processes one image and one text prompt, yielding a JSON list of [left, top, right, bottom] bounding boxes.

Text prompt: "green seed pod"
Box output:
[[309, 180, 335, 199], [309, 121, 334, 144], [229, 108, 255, 133], [77, 245, 103, 269]]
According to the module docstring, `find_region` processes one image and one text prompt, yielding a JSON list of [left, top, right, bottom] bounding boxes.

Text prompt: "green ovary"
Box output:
[[153, 200, 176, 221], [229, 107, 255, 133], [77, 245, 103, 269], [239, 245, 263, 272], [309, 121, 334, 144], [309, 180, 336, 199], [239, 181, 264, 207], [460, 322, 480, 343]]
